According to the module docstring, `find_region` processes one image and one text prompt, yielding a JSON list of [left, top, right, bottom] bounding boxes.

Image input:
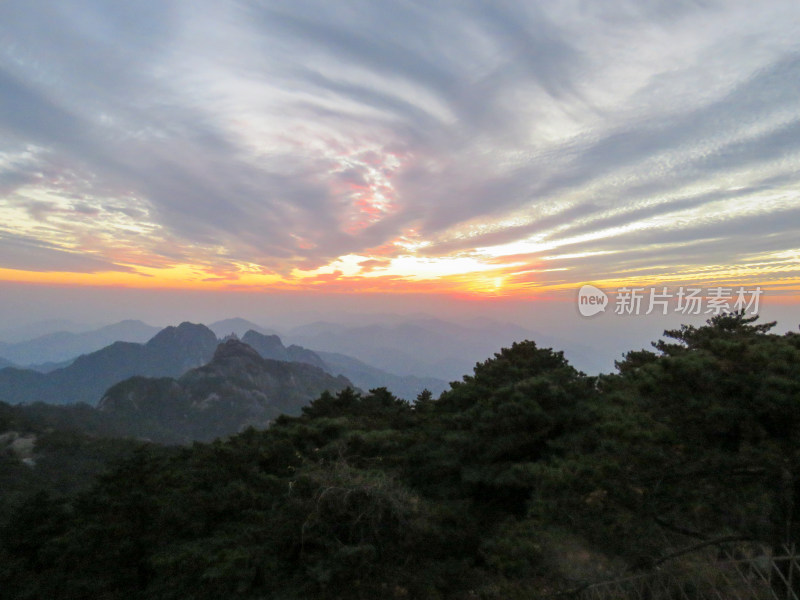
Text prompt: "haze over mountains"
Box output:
[[0, 336, 355, 446], [0, 314, 601, 410], [284, 317, 601, 379], [241, 329, 449, 399], [0, 319, 98, 344], [0, 319, 453, 407], [0, 320, 160, 367], [207, 318, 277, 339], [0, 318, 273, 368], [0, 323, 219, 405]]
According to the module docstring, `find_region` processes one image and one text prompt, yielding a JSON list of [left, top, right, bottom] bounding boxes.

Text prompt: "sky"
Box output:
[[1, 0, 799, 336]]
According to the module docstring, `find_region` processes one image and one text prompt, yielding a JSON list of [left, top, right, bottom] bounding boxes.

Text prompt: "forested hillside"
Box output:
[[2, 313, 799, 599]]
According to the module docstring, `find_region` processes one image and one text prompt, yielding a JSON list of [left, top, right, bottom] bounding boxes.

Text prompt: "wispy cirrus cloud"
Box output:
[[0, 0, 798, 294]]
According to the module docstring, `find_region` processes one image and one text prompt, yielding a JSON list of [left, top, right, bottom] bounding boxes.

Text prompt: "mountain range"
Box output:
[[2, 314, 586, 407], [315, 350, 448, 399], [0, 319, 97, 344], [0, 315, 605, 379], [0, 322, 218, 405], [240, 330, 449, 399], [0, 320, 161, 366], [0, 321, 450, 406], [0, 318, 275, 369], [97, 338, 353, 443], [207, 318, 277, 339], [284, 318, 572, 380]]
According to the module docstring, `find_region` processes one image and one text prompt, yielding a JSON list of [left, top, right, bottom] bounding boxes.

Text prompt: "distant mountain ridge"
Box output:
[[208, 318, 276, 339], [0, 322, 218, 405], [241, 330, 328, 370], [98, 338, 353, 443], [0, 319, 453, 407], [285, 318, 533, 380], [316, 350, 449, 400], [0, 319, 94, 344], [285, 317, 602, 378], [0, 320, 161, 366], [240, 330, 448, 400]]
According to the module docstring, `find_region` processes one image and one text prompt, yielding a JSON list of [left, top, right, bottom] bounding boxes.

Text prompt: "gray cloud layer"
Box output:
[[1, 0, 799, 284]]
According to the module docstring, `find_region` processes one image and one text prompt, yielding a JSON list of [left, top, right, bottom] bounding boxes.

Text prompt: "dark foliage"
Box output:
[[2, 313, 800, 599]]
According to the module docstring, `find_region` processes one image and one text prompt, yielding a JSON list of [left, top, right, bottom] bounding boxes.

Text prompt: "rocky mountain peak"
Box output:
[[146, 322, 217, 351], [211, 338, 264, 364]]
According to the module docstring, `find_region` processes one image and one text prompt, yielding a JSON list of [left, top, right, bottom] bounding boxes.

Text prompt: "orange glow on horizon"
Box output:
[[1, 260, 798, 305]]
